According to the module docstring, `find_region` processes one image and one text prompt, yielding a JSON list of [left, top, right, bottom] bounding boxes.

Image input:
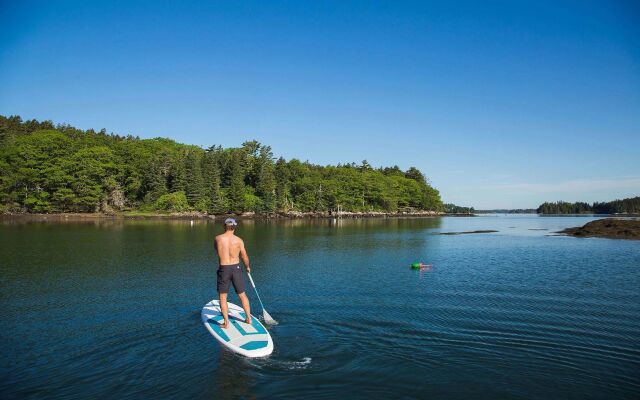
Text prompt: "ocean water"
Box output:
[[1, 215, 639, 399]]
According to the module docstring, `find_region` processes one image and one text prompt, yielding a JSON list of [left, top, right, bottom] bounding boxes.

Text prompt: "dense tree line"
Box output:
[[0, 115, 443, 214], [444, 203, 474, 214], [592, 197, 640, 214], [537, 197, 640, 214], [537, 201, 593, 214], [475, 209, 536, 214]]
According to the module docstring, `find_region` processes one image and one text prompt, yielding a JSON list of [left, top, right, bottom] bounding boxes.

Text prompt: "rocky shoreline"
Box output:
[[557, 218, 640, 240], [1, 210, 447, 221]]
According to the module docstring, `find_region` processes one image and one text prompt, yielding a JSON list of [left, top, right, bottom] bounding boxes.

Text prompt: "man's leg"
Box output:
[[238, 292, 251, 324], [217, 267, 231, 329], [219, 292, 229, 329], [231, 264, 251, 324]]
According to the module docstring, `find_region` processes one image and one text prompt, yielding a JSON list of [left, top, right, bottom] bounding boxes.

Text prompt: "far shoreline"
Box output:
[[3, 212, 638, 222], [0, 210, 456, 222]]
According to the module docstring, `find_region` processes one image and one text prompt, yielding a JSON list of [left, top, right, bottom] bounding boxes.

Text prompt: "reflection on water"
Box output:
[[214, 352, 256, 400], [1, 215, 639, 399]]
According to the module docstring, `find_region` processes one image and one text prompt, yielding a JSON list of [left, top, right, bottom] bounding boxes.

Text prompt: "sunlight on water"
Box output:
[[1, 215, 639, 399]]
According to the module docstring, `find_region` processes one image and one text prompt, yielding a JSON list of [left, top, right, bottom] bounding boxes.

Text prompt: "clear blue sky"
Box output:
[[1, 0, 639, 209]]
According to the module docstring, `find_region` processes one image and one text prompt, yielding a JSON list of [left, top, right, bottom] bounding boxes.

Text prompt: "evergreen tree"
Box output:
[[228, 150, 245, 212], [405, 167, 426, 185], [241, 140, 261, 188], [143, 159, 168, 203], [275, 157, 290, 211], [184, 150, 204, 206], [168, 155, 187, 193], [257, 162, 276, 213], [203, 148, 224, 213]]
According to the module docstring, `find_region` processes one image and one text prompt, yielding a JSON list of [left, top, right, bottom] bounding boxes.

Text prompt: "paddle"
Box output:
[[247, 272, 278, 325]]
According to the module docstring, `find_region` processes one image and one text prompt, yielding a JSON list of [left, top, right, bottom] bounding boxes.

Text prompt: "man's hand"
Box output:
[[246, 266, 251, 273]]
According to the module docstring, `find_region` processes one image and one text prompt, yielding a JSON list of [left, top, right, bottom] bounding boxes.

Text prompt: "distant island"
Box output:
[[0, 115, 443, 217], [537, 196, 640, 215], [473, 197, 640, 216], [475, 209, 537, 214], [443, 204, 475, 214]]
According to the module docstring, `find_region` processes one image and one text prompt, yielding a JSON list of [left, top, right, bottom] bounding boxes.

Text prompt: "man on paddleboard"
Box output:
[[214, 218, 252, 329]]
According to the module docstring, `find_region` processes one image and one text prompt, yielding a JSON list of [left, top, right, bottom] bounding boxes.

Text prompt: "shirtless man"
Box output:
[[214, 218, 251, 329]]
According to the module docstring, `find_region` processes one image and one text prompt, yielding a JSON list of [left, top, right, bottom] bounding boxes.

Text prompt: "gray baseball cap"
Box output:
[[224, 218, 238, 226]]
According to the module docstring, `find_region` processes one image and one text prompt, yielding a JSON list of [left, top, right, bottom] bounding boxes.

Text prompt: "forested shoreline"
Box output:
[[443, 203, 475, 214], [0, 115, 443, 216], [537, 197, 640, 214]]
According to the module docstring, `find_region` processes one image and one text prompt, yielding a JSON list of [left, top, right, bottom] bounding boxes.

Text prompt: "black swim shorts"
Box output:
[[217, 263, 247, 294]]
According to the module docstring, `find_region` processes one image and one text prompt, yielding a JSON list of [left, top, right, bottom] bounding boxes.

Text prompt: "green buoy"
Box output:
[[411, 262, 433, 270]]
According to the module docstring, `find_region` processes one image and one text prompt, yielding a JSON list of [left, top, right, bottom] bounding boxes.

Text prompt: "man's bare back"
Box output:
[[214, 220, 251, 328], [215, 232, 248, 267]]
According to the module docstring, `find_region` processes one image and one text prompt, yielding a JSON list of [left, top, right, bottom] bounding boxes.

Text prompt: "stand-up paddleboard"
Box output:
[[201, 299, 273, 357]]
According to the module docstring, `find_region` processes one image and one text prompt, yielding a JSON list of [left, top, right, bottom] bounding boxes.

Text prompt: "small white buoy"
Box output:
[[190, 220, 194, 226]]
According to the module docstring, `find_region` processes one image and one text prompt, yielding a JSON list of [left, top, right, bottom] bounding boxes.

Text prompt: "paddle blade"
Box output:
[[262, 310, 278, 325]]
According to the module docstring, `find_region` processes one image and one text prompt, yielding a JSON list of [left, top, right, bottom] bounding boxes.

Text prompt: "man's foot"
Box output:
[[220, 320, 229, 329]]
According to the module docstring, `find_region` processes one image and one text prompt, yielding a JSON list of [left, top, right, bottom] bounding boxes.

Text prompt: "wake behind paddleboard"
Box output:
[[201, 299, 274, 357]]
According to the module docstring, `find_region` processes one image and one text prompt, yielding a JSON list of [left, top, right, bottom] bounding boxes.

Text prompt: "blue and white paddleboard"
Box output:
[[201, 299, 274, 358]]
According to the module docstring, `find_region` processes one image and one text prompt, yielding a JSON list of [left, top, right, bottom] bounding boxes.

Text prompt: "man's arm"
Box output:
[[240, 240, 251, 273]]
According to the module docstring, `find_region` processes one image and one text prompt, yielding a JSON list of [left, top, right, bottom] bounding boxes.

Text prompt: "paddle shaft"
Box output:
[[247, 272, 267, 312]]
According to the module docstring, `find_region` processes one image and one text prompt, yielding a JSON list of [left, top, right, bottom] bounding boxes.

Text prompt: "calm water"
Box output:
[[1, 215, 639, 399]]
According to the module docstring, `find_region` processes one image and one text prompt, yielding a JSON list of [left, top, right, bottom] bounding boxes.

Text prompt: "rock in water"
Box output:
[[558, 218, 640, 240]]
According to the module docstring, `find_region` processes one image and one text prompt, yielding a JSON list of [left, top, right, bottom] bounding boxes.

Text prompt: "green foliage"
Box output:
[[23, 190, 51, 212], [203, 147, 224, 214], [537, 201, 592, 214], [593, 197, 640, 214], [227, 150, 246, 212], [244, 192, 263, 212], [153, 191, 190, 212], [0, 115, 443, 214], [274, 157, 290, 211], [444, 203, 475, 214], [538, 197, 640, 214], [256, 162, 276, 213], [184, 149, 204, 206]]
